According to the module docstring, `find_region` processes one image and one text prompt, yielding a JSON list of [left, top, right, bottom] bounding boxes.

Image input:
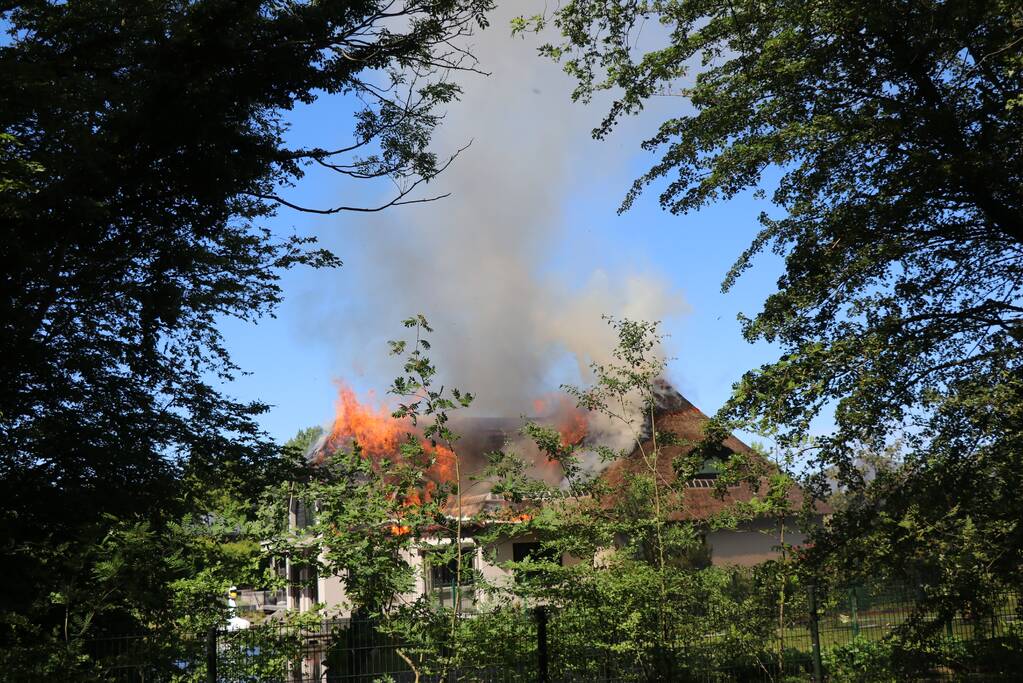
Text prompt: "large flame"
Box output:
[[323, 383, 458, 491], [320, 384, 590, 497], [328, 384, 404, 456]]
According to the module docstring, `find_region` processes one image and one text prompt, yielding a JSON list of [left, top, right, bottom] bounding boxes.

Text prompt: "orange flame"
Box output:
[[328, 384, 404, 457], [533, 393, 589, 446], [428, 444, 456, 484], [557, 411, 588, 446], [322, 383, 459, 495], [320, 384, 591, 502]]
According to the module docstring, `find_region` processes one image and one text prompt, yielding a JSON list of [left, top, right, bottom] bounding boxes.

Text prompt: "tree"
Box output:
[[264, 316, 479, 681], [0, 0, 492, 669], [477, 318, 782, 680], [520, 0, 1023, 618]]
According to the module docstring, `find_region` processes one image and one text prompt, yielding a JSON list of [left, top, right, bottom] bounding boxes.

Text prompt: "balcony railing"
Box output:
[[235, 589, 287, 612]]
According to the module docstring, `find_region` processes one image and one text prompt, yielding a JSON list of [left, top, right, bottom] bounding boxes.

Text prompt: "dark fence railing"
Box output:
[[10, 584, 1022, 682]]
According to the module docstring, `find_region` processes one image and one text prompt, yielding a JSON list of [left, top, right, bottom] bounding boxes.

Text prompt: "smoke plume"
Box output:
[[317, 2, 687, 425]]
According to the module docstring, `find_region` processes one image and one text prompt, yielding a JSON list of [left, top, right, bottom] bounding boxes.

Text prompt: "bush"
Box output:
[[823, 637, 897, 683]]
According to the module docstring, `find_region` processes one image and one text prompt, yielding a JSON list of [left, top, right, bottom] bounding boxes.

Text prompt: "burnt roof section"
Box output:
[[602, 384, 819, 521]]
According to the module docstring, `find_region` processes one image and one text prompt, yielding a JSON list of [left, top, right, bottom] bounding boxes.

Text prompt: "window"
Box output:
[[688, 459, 721, 487], [511, 542, 560, 584], [288, 561, 318, 608], [290, 499, 316, 528], [512, 542, 560, 565], [697, 458, 721, 477], [424, 547, 475, 610], [428, 555, 471, 587]]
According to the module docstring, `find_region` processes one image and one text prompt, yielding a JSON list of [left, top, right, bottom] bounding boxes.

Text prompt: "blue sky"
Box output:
[[214, 14, 793, 447]]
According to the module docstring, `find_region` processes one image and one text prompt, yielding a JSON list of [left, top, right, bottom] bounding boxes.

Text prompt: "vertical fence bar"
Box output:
[[535, 606, 549, 683], [205, 627, 217, 683], [849, 587, 860, 638], [808, 581, 824, 683]]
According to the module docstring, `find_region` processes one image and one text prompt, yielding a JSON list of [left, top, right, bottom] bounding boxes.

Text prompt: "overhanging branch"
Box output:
[[253, 142, 469, 214]]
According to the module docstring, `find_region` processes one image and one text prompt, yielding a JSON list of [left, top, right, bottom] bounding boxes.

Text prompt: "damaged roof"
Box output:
[[602, 391, 818, 521]]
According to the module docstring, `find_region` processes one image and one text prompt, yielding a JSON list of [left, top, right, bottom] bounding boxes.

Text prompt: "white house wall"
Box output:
[[706, 518, 805, 567], [314, 536, 519, 616], [307, 524, 798, 615]]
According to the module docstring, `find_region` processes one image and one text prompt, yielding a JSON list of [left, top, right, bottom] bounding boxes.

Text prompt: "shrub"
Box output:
[[823, 637, 897, 683]]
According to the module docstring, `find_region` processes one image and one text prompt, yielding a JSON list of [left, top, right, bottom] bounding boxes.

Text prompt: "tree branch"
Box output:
[[253, 143, 469, 214]]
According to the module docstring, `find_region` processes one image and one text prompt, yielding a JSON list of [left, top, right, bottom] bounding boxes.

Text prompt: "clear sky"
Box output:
[[213, 8, 795, 446]]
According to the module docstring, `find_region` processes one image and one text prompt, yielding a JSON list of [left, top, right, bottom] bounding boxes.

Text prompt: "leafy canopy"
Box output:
[[0, 0, 491, 667], [520, 0, 1023, 595]]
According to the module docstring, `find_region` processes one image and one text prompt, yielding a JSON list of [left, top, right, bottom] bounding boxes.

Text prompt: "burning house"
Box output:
[[275, 382, 821, 617]]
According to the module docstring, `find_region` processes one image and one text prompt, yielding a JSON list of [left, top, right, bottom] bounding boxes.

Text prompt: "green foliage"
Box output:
[[1, 0, 493, 670], [267, 444, 428, 613], [470, 318, 793, 679], [265, 316, 482, 677], [823, 636, 898, 683], [283, 426, 324, 460], [0, 133, 44, 198], [822, 631, 1023, 682], [522, 0, 1023, 620]]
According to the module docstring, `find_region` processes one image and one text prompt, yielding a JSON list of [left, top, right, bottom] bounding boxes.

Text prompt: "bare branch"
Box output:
[[253, 142, 470, 214]]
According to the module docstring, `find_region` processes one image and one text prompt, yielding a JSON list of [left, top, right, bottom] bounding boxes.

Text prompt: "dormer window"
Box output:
[[688, 458, 721, 487]]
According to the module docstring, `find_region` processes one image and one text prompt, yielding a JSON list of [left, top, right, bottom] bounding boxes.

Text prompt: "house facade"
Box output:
[[289, 510, 809, 617], [281, 392, 819, 616]]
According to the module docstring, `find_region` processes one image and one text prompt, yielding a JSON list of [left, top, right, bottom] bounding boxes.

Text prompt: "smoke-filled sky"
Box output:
[[215, 3, 809, 443]]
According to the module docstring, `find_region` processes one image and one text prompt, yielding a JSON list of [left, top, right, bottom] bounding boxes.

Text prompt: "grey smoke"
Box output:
[[316, 2, 688, 422]]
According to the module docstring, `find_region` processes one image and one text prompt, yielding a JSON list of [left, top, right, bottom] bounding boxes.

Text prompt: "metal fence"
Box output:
[[216, 614, 536, 683], [12, 584, 1023, 681]]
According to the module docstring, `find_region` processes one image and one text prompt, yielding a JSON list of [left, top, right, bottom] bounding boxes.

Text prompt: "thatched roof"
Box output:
[[436, 385, 824, 523], [601, 389, 817, 521]]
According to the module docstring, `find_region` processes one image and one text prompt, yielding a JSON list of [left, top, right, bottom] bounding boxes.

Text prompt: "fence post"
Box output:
[[808, 581, 824, 683], [535, 606, 549, 683], [205, 626, 218, 683], [849, 588, 859, 637]]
